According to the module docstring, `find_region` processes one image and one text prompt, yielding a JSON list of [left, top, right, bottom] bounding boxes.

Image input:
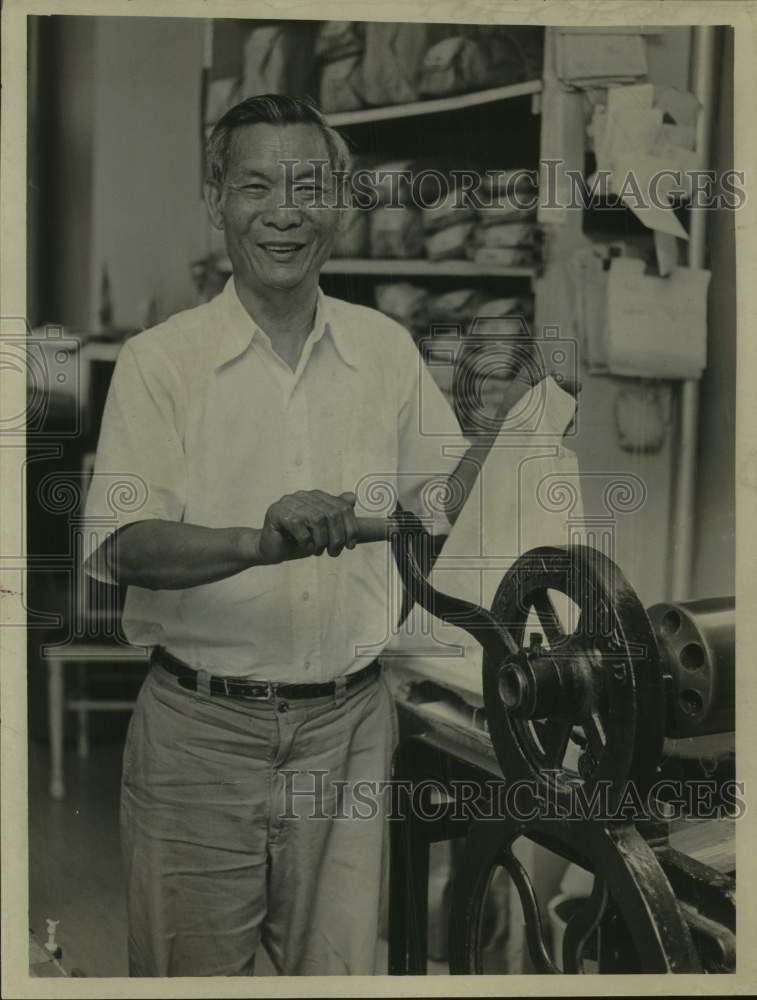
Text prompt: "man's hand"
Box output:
[[259, 490, 360, 564]]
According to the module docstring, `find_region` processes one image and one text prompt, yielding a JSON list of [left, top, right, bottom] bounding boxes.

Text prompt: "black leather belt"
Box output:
[[151, 646, 381, 701]]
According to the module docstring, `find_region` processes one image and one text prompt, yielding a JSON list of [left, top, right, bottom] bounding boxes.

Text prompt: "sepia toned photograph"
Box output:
[[1, 2, 754, 995]]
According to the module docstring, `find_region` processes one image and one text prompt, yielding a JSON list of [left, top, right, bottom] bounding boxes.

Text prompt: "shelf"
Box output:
[[322, 259, 535, 278], [216, 257, 535, 279], [81, 341, 124, 362], [326, 80, 542, 127]]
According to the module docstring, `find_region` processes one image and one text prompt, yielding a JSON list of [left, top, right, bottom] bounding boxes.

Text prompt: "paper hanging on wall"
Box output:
[[606, 258, 710, 378], [556, 31, 647, 87]]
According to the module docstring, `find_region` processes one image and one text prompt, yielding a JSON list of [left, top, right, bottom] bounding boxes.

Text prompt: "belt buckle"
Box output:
[[240, 680, 273, 701]]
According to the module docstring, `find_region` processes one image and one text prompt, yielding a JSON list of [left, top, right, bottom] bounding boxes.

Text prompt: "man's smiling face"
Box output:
[[205, 122, 342, 295]]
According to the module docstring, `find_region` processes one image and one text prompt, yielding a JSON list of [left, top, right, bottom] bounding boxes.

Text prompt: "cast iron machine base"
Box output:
[[385, 511, 735, 975]]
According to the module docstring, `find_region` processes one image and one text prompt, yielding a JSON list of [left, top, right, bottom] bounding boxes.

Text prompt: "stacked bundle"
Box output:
[[314, 22, 543, 113], [335, 163, 540, 267], [422, 189, 477, 263], [358, 158, 422, 259], [316, 21, 366, 114], [468, 170, 539, 266], [374, 282, 534, 411], [203, 22, 543, 135]]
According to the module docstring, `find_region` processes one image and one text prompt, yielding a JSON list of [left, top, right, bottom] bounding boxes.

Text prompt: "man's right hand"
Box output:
[[259, 490, 360, 565]]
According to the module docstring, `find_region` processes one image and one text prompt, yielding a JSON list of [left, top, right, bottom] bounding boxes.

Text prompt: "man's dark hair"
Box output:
[[206, 93, 351, 184]]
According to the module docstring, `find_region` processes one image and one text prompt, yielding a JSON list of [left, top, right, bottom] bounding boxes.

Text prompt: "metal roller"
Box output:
[[646, 597, 735, 738]]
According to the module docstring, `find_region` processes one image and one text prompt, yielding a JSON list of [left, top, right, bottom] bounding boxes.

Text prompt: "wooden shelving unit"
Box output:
[[217, 257, 536, 279], [325, 80, 542, 127]]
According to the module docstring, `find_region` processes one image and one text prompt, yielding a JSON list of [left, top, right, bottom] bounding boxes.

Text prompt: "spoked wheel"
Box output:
[[448, 817, 700, 974], [482, 545, 665, 812]]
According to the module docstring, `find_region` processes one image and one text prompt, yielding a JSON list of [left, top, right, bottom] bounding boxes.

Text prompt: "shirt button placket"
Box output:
[[288, 384, 319, 679]]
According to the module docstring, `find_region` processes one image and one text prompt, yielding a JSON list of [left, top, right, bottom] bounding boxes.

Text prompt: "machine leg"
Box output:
[[389, 809, 430, 974], [76, 663, 89, 759], [388, 743, 432, 974], [76, 709, 89, 759], [48, 658, 65, 799]]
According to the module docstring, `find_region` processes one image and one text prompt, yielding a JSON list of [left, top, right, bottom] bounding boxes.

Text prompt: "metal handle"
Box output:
[[353, 516, 391, 544], [356, 511, 517, 661]]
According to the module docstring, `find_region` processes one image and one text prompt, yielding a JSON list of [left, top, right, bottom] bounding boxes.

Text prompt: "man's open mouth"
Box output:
[[259, 242, 306, 261]]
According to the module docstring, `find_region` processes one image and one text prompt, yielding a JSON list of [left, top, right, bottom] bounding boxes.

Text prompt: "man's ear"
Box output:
[[204, 179, 225, 231]]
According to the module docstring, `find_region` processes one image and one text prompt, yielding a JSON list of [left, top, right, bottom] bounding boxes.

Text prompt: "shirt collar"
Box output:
[[214, 277, 358, 371]]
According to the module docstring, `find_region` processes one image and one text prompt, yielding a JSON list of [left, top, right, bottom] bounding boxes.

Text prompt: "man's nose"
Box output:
[[261, 204, 304, 230]]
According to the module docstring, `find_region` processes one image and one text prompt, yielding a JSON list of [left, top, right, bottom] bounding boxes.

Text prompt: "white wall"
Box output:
[[44, 16, 96, 330], [88, 17, 210, 330]]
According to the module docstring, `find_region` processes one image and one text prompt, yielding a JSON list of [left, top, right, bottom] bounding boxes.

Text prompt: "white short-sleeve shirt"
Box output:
[[82, 277, 465, 679]]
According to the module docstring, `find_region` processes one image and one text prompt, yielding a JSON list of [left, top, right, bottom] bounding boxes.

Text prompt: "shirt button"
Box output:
[[294, 456, 303, 467], [304, 661, 310, 670], [302, 591, 310, 601]]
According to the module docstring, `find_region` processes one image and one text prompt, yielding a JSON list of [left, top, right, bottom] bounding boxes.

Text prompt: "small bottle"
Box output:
[[99, 266, 113, 332]]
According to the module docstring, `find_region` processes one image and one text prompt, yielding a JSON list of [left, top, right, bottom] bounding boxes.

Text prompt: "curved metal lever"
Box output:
[[384, 509, 519, 662]]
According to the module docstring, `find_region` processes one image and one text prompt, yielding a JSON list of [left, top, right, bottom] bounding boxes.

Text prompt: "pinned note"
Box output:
[[654, 85, 701, 127], [612, 152, 689, 239]]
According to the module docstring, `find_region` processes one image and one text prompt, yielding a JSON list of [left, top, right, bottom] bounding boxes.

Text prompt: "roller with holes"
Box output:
[[647, 597, 735, 738]]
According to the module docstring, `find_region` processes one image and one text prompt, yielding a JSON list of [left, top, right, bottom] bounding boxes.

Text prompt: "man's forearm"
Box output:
[[107, 520, 263, 591]]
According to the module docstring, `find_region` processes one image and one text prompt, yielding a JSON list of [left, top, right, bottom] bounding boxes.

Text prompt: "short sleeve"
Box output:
[[394, 326, 467, 534], [81, 339, 187, 583]]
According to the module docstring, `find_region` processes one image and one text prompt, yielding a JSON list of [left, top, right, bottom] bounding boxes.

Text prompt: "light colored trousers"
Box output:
[[120, 661, 397, 976]]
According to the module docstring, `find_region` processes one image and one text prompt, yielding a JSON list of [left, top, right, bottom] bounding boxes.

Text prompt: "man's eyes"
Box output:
[[230, 181, 323, 199], [292, 183, 321, 196]]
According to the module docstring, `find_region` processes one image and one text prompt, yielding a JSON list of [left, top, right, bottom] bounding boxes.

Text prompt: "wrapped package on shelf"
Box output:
[[369, 205, 426, 258], [477, 296, 533, 320], [466, 223, 538, 265], [425, 221, 476, 261], [382, 377, 582, 701], [367, 159, 415, 207], [475, 168, 539, 225], [315, 21, 364, 62], [421, 189, 477, 234], [240, 22, 316, 99], [359, 22, 429, 106], [332, 203, 370, 257], [472, 222, 539, 249], [419, 36, 489, 98], [468, 24, 544, 87], [428, 287, 486, 325], [476, 202, 537, 226], [374, 282, 430, 334], [320, 56, 364, 113]]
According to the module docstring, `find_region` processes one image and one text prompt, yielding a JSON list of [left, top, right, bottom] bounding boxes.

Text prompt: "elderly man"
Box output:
[[83, 93, 531, 978]]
